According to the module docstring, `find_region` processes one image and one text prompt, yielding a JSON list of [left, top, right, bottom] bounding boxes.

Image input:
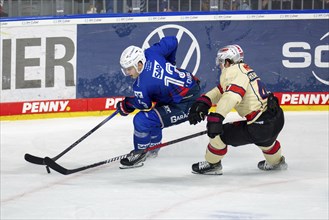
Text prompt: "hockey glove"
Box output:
[[116, 97, 135, 116], [207, 113, 225, 139], [188, 95, 212, 125], [267, 93, 280, 114]]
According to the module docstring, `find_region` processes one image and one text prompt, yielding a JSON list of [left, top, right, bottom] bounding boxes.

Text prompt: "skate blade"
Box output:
[[191, 170, 223, 175], [119, 163, 144, 169]]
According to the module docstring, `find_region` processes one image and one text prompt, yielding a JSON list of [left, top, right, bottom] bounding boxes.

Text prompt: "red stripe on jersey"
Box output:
[[207, 144, 227, 156], [217, 84, 224, 94], [245, 110, 261, 121], [226, 84, 246, 98], [179, 87, 189, 97], [263, 141, 281, 155]]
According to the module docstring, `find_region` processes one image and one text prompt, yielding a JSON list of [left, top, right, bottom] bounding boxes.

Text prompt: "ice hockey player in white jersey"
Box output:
[[188, 44, 288, 175]]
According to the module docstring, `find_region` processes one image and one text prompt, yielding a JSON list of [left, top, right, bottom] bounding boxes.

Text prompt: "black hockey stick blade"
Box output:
[[44, 157, 68, 174], [24, 153, 45, 165], [24, 110, 119, 167], [45, 130, 207, 175], [25, 154, 52, 174]]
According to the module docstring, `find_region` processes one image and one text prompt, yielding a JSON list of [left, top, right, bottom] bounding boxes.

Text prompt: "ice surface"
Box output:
[[1, 112, 328, 219]]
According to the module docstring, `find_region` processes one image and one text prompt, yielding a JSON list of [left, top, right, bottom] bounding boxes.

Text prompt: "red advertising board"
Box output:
[[1, 93, 328, 120]]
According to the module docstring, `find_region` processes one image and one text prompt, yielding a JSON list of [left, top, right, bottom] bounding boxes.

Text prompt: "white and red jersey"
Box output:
[[206, 62, 268, 124]]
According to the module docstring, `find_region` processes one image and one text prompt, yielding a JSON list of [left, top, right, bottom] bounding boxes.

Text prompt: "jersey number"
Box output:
[[164, 63, 192, 87]]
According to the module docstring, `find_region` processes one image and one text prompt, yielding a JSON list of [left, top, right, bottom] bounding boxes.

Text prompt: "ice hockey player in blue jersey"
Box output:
[[117, 36, 201, 169]]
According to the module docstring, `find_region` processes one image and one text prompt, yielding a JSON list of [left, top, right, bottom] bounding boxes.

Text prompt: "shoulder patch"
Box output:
[[152, 60, 164, 80]]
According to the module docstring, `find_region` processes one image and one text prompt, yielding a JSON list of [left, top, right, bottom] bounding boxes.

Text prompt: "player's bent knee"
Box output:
[[133, 111, 161, 132]]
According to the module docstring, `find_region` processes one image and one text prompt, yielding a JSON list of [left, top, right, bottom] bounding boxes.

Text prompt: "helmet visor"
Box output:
[[216, 57, 225, 66], [121, 66, 135, 76]]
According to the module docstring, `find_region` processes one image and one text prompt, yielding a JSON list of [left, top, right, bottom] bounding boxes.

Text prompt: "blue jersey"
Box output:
[[127, 36, 198, 110]]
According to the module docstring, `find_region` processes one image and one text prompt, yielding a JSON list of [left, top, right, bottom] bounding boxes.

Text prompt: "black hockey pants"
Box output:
[[220, 94, 285, 147]]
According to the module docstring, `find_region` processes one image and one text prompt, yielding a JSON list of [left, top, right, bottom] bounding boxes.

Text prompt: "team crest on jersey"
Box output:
[[152, 60, 164, 80]]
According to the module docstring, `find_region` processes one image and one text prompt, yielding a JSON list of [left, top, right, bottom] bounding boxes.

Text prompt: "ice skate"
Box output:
[[258, 156, 288, 171], [120, 150, 148, 169], [191, 161, 223, 175]]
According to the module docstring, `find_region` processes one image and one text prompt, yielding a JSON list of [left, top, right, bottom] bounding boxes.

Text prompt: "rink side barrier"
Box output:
[[1, 11, 328, 121], [0, 92, 328, 121]]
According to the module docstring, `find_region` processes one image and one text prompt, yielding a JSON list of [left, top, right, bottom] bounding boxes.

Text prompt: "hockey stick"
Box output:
[[44, 130, 207, 175], [24, 110, 119, 167]]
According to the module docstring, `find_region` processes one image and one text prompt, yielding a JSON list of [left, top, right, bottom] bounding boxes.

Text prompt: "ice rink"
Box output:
[[1, 111, 328, 220]]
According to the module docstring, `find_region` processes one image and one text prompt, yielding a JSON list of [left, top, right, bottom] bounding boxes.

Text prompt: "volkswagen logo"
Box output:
[[142, 24, 200, 76]]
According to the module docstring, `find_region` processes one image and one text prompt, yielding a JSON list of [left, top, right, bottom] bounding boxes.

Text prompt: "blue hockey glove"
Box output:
[[207, 113, 225, 139], [116, 97, 135, 116], [188, 95, 212, 125]]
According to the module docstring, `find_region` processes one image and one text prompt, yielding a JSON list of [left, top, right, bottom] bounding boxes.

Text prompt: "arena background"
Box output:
[[0, 10, 328, 120]]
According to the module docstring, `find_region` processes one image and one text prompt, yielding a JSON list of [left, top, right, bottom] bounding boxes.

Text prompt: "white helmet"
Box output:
[[120, 45, 146, 76], [216, 44, 244, 66]]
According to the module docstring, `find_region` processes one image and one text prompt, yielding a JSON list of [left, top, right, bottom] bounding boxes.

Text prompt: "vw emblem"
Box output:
[[142, 24, 200, 76]]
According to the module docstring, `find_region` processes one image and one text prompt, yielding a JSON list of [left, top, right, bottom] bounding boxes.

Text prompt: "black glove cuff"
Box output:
[[207, 112, 224, 123], [196, 95, 212, 108]]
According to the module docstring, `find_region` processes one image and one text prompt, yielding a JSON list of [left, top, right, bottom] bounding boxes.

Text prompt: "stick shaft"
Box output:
[[45, 130, 207, 175]]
